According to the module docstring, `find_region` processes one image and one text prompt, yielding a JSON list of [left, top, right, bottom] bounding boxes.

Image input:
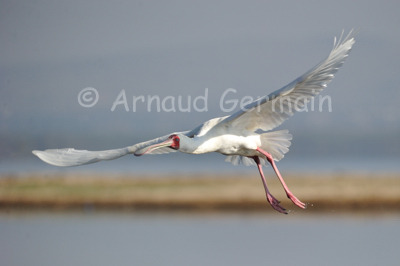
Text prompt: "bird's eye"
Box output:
[[174, 137, 179, 142]]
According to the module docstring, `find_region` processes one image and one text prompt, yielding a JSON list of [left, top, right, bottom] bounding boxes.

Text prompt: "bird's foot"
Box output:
[[266, 194, 287, 214], [287, 193, 307, 209]]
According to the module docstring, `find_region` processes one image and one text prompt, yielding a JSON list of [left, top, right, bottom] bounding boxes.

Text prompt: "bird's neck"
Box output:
[[179, 136, 213, 154]]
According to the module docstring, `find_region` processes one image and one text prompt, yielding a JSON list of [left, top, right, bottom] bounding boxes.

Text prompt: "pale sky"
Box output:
[[1, 0, 400, 164]]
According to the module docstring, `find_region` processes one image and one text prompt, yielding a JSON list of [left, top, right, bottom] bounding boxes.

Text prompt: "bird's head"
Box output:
[[168, 134, 181, 150], [134, 134, 181, 156]]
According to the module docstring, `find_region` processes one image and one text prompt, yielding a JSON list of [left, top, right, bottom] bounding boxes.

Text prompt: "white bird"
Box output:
[[33, 31, 355, 213]]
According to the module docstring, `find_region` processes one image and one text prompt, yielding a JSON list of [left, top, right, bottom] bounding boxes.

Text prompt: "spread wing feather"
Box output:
[[32, 128, 201, 167], [221, 30, 355, 133]]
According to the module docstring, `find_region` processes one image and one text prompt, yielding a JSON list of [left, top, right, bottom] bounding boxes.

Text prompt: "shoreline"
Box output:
[[1, 173, 399, 212]]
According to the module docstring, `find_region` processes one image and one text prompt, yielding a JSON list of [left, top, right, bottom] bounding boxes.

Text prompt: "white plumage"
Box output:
[[33, 31, 355, 213]]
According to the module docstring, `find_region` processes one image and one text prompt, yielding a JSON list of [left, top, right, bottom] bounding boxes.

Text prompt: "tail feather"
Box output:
[[224, 129, 292, 166], [259, 129, 292, 161]]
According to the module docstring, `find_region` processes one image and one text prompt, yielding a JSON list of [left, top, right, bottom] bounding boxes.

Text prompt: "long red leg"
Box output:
[[253, 156, 287, 214], [256, 147, 306, 209]]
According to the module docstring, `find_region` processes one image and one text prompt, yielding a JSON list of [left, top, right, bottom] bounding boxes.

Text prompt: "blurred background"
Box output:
[[1, 1, 400, 266], [1, 0, 399, 175]]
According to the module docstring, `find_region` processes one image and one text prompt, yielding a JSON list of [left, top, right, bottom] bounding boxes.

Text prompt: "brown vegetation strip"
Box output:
[[1, 173, 399, 212]]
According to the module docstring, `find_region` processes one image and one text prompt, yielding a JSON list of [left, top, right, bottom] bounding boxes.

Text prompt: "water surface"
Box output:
[[1, 211, 399, 266]]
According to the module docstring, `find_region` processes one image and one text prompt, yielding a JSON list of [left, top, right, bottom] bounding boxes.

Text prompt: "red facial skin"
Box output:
[[169, 134, 180, 150]]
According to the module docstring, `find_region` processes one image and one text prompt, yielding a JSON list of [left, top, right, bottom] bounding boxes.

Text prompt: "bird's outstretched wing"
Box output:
[[32, 148, 131, 167], [221, 30, 355, 133], [32, 128, 200, 167]]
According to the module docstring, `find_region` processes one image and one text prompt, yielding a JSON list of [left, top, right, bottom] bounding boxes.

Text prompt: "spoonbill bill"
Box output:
[[33, 31, 355, 213]]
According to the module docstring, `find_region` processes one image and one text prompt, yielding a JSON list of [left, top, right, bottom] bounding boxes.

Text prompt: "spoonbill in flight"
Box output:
[[33, 31, 355, 213]]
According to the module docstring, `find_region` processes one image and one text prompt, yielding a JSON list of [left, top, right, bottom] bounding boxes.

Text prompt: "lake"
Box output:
[[1, 211, 399, 266], [2, 154, 400, 176]]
